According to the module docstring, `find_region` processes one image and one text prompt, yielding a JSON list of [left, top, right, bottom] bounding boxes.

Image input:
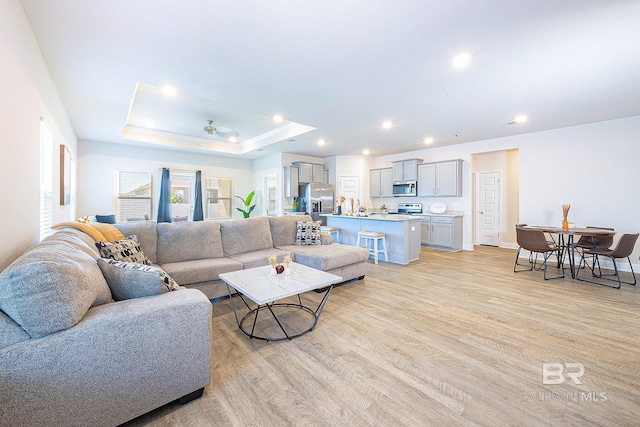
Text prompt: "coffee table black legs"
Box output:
[[226, 284, 334, 341]]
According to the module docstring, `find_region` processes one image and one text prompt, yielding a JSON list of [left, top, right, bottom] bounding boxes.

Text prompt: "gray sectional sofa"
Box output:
[[114, 214, 369, 300], [0, 214, 368, 426]]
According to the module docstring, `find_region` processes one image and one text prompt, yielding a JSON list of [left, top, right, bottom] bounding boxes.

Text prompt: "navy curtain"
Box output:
[[193, 170, 204, 221], [157, 168, 172, 223]]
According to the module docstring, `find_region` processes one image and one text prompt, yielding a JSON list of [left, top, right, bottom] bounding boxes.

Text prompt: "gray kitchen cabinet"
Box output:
[[421, 215, 463, 251], [370, 167, 393, 197], [381, 168, 393, 197], [292, 161, 324, 183], [420, 217, 431, 245], [392, 159, 422, 182], [297, 163, 312, 183], [284, 166, 299, 197], [417, 160, 462, 197], [417, 163, 436, 197], [430, 217, 453, 247], [312, 164, 324, 183]]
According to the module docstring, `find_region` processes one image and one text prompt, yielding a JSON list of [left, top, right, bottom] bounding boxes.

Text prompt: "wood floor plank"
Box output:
[[122, 246, 640, 426]]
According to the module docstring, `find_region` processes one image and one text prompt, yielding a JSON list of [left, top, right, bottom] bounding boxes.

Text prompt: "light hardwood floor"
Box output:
[[123, 246, 640, 426]]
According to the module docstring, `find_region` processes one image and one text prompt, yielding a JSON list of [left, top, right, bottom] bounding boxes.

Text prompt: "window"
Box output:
[[116, 171, 152, 222], [39, 119, 54, 241], [170, 172, 194, 222], [206, 177, 232, 219]]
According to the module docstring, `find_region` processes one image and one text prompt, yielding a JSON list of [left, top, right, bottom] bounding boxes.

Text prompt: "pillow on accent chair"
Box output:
[[95, 235, 152, 265], [295, 220, 322, 246], [95, 214, 117, 224], [97, 258, 180, 301]]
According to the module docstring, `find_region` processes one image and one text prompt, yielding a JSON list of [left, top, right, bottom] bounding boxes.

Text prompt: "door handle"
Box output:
[[479, 211, 484, 214]]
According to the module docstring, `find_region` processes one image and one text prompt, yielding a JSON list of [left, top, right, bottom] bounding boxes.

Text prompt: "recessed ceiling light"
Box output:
[[273, 114, 283, 123], [382, 121, 393, 129], [229, 136, 237, 143], [424, 137, 434, 145], [362, 149, 370, 155], [507, 115, 528, 125], [452, 53, 471, 69], [317, 139, 326, 146], [162, 85, 177, 96], [144, 120, 155, 129]]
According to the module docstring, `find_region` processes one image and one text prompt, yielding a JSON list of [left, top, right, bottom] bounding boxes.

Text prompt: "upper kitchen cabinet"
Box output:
[[292, 161, 324, 183], [417, 159, 462, 197], [392, 159, 423, 182], [369, 167, 393, 198], [284, 166, 299, 197]]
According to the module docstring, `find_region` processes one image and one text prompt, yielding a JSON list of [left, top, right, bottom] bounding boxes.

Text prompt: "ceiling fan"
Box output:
[[202, 119, 239, 141]]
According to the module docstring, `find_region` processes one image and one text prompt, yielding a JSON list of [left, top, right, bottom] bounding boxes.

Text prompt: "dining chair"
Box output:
[[576, 233, 638, 289], [574, 226, 615, 272], [514, 226, 564, 280]]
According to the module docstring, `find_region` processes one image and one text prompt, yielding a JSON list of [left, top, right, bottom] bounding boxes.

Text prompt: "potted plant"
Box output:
[[235, 190, 256, 218], [292, 198, 299, 212]]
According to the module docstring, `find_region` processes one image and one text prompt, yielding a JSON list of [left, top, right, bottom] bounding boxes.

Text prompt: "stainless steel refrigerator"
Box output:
[[299, 183, 334, 225]]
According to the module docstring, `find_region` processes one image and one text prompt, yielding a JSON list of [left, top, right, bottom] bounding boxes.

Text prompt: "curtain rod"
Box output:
[[159, 168, 200, 173]]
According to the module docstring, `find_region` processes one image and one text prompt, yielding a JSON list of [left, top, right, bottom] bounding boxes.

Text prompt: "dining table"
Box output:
[[525, 226, 616, 279]]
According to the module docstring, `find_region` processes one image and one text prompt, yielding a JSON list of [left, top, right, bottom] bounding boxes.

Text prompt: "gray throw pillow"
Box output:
[[295, 220, 322, 246], [97, 258, 180, 301], [95, 235, 152, 265]]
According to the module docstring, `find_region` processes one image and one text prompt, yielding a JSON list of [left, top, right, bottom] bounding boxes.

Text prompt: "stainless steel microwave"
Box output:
[[392, 181, 417, 197]]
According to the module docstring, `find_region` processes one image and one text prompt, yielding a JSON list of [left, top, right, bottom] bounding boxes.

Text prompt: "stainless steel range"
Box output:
[[397, 203, 423, 215]]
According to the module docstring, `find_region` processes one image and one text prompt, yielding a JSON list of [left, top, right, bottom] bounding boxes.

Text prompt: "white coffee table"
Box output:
[[219, 262, 342, 341]]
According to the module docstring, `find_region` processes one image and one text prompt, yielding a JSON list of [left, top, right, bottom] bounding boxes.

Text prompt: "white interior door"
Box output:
[[477, 171, 500, 246], [338, 175, 360, 214]]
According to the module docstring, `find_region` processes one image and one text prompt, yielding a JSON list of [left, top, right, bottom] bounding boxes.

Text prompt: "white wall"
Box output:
[[77, 140, 253, 220], [0, 0, 77, 270]]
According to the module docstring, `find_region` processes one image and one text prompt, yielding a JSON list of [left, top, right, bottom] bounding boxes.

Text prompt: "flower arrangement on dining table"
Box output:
[[562, 204, 571, 230]]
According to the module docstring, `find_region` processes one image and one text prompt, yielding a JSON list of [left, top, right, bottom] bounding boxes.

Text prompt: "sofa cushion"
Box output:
[[48, 228, 102, 257], [295, 220, 322, 246], [157, 221, 224, 264], [95, 235, 152, 265], [220, 217, 274, 257], [97, 258, 180, 301], [279, 244, 369, 271], [0, 309, 29, 349], [229, 248, 292, 269], [113, 221, 158, 264], [268, 215, 312, 247], [95, 214, 117, 224], [160, 258, 244, 285], [0, 232, 113, 338]]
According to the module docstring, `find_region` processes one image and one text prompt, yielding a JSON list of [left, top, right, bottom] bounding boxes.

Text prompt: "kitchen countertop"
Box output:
[[411, 210, 464, 217], [321, 214, 421, 222]]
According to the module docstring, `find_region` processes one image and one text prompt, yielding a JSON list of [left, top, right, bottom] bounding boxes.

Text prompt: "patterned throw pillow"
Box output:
[[97, 258, 180, 301], [295, 220, 322, 246], [95, 235, 152, 265]]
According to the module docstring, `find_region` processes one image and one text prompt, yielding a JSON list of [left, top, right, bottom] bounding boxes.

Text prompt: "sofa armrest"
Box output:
[[0, 289, 212, 427], [321, 232, 333, 245]]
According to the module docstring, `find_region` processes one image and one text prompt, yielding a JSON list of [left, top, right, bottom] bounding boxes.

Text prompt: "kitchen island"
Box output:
[[322, 214, 422, 264]]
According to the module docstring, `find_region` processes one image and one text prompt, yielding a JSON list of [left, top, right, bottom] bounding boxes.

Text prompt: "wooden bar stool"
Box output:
[[320, 226, 340, 243], [356, 231, 388, 264]]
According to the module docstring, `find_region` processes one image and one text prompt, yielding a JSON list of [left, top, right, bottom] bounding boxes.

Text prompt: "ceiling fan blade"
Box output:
[[214, 126, 239, 138]]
